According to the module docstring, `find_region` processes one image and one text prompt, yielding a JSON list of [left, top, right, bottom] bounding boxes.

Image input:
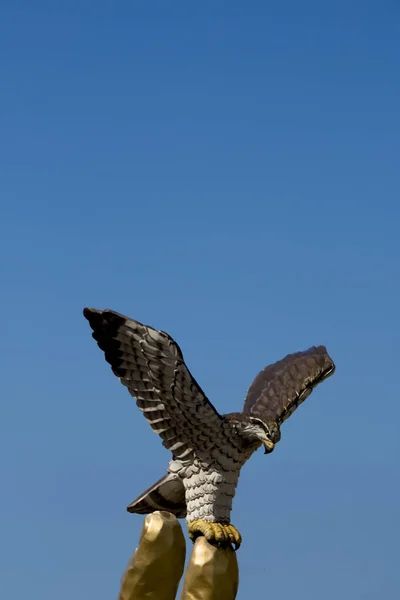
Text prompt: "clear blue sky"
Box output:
[[2, 1, 399, 598]]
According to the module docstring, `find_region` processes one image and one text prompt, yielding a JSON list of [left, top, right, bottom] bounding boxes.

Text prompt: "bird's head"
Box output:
[[228, 414, 281, 454]]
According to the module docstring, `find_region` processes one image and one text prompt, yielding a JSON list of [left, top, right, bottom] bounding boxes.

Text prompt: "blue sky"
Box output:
[[1, 1, 399, 598]]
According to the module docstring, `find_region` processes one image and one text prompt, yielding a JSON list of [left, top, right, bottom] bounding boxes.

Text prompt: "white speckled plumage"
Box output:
[[169, 446, 255, 523]]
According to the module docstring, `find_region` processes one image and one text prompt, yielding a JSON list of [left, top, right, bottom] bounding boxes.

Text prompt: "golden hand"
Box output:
[[118, 511, 239, 600]]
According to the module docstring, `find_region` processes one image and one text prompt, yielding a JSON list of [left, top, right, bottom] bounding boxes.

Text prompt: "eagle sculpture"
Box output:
[[83, 308, 335, 549]]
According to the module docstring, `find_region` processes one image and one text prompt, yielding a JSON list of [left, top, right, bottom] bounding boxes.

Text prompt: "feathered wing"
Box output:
[[243, 346, 335, 425], [83, 308, 224, 460]]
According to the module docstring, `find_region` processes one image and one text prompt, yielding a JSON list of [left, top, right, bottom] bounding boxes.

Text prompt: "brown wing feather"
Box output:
[[83, 308, 224, 460], [243, 346, 335, 425]]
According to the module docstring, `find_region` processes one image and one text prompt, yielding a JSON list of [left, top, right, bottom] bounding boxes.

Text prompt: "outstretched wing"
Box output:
[[243, 346, 335, 425], [84, 308, 224, 460]]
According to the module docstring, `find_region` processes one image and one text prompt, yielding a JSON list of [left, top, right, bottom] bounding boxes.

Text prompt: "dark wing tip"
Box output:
[[312, 345, 336, 376], [83, 307, 128, 377], [83, 307, 126, 328], [83, 307, 104, 327]]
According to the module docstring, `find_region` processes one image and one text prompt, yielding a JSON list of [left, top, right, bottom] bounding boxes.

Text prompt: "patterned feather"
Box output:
[[243, 346, 335, 425], [83, 308, 224, 461]]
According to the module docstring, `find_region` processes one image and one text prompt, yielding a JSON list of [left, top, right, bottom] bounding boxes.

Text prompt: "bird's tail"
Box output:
[[126, 472, 186, 518]]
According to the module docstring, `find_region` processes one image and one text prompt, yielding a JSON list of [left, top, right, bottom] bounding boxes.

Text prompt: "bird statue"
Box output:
[[83, 308, 335, 549]]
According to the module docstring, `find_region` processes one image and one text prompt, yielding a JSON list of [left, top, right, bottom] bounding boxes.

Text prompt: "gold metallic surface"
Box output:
[[188, 520, 242, 549], [180, 536, 239, 600], [118, 511, 186, 600]]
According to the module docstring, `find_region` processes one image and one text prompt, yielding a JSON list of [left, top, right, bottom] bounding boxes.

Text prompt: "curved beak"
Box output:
[[263, 439, 275, 454]]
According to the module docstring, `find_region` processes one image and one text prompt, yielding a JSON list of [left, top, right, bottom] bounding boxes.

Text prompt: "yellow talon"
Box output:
[[227, 525, 242, 548], [187, 520, 242, 550]]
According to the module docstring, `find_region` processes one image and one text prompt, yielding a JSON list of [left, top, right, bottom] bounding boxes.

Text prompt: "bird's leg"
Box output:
[[187, 520, 242, 550]]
